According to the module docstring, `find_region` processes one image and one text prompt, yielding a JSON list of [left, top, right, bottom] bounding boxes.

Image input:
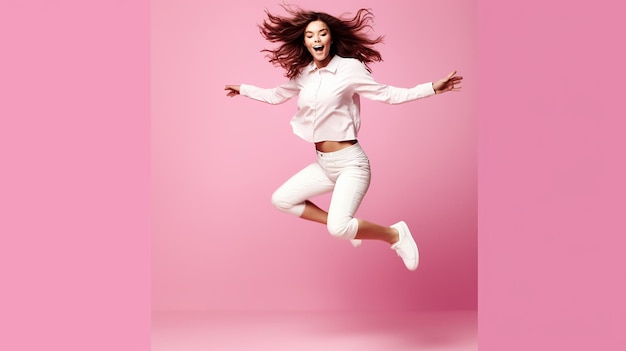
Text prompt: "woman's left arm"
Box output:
[[351, 60, 462, 103]]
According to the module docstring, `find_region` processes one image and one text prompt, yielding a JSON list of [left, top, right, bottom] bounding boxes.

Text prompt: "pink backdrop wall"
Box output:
[[152, 0, 477, 312], [478, 1, 626, 349], [1, 1, 150, 351]]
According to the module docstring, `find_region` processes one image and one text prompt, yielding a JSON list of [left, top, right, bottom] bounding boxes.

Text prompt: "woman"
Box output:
[[225, 6, 462, 271]]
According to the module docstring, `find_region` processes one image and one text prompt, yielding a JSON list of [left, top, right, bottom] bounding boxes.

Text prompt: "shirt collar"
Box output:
[[306, 55, 341, 74]]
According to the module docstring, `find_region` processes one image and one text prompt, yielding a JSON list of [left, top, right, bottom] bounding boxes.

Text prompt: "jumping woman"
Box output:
[[225, 5, 463, 271]]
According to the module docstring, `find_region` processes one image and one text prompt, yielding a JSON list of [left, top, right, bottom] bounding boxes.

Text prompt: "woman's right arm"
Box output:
[[224, 80, 299, 105]]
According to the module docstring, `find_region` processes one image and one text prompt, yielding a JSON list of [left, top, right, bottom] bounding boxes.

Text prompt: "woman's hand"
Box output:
[[433, 71, 463, 94], [224, 85, 241, 97]]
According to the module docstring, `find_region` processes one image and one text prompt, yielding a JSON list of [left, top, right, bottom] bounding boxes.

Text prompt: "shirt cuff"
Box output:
[[239, 84, 251, 97], [419, 82, 436, 97]]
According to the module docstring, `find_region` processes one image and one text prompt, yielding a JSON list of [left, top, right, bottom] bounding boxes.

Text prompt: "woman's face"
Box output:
[[304, 20, 332, 68]]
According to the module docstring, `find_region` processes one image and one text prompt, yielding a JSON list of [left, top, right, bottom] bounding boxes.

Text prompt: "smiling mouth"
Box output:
[[313, 45, 324, 52]]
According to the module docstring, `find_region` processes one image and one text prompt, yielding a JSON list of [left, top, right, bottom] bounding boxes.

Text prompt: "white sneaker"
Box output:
[[350, 239, 362, 248], [390, 221, 419, 271]]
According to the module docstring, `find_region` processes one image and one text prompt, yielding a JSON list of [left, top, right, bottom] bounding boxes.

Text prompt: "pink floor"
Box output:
[[152, 310, 477, 351]]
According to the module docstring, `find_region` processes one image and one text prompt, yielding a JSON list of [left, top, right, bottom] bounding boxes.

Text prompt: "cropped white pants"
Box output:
[[271, 142, 371, 239]]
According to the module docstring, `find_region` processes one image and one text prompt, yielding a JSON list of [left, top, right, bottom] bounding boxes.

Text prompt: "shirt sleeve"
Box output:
[[349, 60, 435, 104], [239, 80, 299, 105]]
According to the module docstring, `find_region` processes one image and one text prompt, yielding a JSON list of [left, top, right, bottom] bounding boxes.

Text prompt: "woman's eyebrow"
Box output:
[[305, 28, 328, 34]]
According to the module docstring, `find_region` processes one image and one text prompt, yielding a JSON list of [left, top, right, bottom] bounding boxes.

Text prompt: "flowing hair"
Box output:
[[259, 4, 384, 79]]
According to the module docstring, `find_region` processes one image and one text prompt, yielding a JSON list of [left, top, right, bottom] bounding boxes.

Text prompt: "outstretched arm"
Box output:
[[433, 71, 463, 94], [350, 60, 463, 104], [223, 81, 299, 104]]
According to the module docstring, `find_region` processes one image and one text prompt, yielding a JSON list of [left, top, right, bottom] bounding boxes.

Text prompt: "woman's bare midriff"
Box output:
[[314, 140, 357, 153]]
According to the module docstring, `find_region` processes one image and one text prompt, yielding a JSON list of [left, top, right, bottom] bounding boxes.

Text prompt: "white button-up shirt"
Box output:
[[240, 55, 435, 143]]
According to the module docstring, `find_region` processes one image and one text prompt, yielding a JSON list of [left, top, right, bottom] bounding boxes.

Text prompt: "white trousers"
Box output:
[[271, 142, 371, 239]]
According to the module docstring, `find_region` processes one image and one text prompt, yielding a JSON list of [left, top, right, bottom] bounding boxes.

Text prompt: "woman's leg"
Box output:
[[322, 143, 418, 269], [354, 220, 399, 244], [271, 162, 335, 219], [300, 200, 329, 224], [300, 200, 397, 244], [326, 164, 399, 244], [329, 168, 418, 270]]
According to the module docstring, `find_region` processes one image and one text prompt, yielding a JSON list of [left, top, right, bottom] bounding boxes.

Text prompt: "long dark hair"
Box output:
[[259, 4, 384, 79]]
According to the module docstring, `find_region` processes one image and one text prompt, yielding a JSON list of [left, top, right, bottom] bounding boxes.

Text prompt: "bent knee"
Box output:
[[327, 218, 358, 239], [271, 191, 305, 216], [271, 190, 291, 211]]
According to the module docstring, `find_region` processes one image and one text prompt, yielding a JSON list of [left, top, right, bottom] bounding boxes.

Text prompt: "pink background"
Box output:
[[478, 1, 626, 349], [152, 0, 477, 312], [1, 0, 625, 350], [1, 1, 150, 351]]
